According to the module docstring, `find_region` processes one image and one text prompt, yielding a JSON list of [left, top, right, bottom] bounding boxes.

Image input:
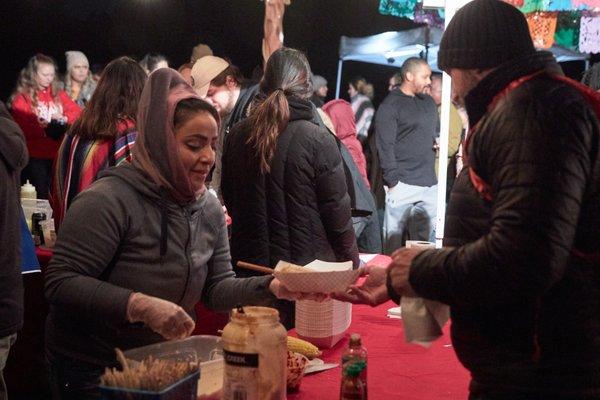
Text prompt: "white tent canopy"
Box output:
[[336, 25, 589, 245], [336, 27, 589, 98], [335, 26, 443, 98], [550, 45, 590, 63]]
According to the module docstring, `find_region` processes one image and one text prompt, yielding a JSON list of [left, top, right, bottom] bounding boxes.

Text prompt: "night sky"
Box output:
[[1, 0, 590, 106], [0, 0, 419, 106]]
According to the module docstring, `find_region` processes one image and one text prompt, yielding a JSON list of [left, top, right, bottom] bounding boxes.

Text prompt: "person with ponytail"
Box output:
[[221, 47, 359, 326], [348, 76, 375, 143]]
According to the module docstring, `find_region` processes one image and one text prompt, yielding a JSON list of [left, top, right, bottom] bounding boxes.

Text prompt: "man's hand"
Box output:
[[269, 278, 328, 302], [332, 265, 389, 306], [388, 247, 425, 297]]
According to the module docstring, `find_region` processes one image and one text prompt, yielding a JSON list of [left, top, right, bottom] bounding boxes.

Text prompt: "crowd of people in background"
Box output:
[[11, 35, 594, 261], [2, 1, 600, 397]]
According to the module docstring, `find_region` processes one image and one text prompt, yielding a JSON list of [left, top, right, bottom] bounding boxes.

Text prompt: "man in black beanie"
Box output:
[[336, 0, 600, 398]]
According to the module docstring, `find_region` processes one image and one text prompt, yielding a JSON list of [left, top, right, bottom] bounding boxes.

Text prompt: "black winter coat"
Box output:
[[410, 52, 600, 398], [221, 98, 359, 274], [0, 101, 28, 337]]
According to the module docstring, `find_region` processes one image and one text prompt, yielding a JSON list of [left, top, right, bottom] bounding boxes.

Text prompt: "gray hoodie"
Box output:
[[0, 101, 28, 337], [45, 163, 275, 366]]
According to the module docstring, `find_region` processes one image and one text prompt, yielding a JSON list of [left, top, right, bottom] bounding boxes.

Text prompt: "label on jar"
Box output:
[[223, 350, 259, 400]]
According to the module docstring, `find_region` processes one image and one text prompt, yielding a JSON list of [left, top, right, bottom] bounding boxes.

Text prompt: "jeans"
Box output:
[[21, 158, 53, 199], [383, 182, 437, 254], [0, 334, 17, 400], [47, 351, 103, 400]]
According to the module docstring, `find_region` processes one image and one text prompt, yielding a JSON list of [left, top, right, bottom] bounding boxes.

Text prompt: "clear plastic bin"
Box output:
[[123, 335, 223, 398], [99, 370, 199, 400]]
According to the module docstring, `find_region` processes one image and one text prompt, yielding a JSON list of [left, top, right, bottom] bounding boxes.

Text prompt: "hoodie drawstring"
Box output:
[[159, 189, 169, 257]]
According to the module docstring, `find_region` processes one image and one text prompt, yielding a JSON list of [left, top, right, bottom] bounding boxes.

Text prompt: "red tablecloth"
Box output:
[[32, 250, 468, 398], [35, 246, 53, 272], [288, 301, 469, 399], [287, 254, 470, 399]]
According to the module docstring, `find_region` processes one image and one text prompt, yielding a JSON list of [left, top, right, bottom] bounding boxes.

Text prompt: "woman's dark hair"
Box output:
[[173, 97, 219, 131], [68, 56, 146, 140], [247, 47, 312, 173], [581, 63, 600, 91], [140, 53, 168, 74]]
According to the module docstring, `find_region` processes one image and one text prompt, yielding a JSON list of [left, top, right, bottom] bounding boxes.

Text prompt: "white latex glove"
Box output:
[[126, 292, 195, 340], [269, 278, 328, 302]]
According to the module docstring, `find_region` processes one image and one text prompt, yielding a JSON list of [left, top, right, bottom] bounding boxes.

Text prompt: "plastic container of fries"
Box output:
[[100, 369, 200, 400], [122, 335, 223, 398]]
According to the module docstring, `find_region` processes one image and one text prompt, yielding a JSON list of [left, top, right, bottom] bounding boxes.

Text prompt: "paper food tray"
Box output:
[[273, 259, 359, 293], [295, 299, 352, 348]]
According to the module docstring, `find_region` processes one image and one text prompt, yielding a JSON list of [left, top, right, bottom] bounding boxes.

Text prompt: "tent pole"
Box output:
[[434, 0, 461, 248], [335, 59, 343, 99]]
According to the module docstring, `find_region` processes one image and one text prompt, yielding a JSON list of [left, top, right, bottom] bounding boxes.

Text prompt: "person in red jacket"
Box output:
[[8, 53, 81, 199], [322, 99, 370, 188]]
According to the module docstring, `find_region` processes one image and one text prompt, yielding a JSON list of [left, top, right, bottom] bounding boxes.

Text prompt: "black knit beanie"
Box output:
[[438, 0, 535, 71]]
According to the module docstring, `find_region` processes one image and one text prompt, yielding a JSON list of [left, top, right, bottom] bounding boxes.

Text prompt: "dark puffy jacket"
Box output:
[[410, 52, 600, 398], [224, 83, 259, 135], [0, 101, 28, 337], [314, 107, 381, 254], [221, 98, 359, 273]]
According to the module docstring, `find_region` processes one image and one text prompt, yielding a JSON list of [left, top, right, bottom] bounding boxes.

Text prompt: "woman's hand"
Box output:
[[269, 278, 329, 302], [126, 293, 195, 340], [51, 112, 65, 122]]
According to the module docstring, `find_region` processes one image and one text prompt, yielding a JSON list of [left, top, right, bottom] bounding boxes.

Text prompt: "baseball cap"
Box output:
[[191, 56, 230, 97]]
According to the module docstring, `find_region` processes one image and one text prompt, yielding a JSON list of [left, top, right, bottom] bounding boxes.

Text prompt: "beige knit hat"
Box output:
[[65, 51, 89, 71], [191, 56, 229, 97]]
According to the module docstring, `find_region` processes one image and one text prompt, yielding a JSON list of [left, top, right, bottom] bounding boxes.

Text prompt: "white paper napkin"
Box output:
[[401, 241, 450, 347]]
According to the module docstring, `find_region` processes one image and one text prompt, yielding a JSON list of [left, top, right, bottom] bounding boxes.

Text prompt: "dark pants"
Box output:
[[21, 158, 53, 199], [47, 351, 102, 400], [469, 383, 561, 400], [470, 392, 548, 400]]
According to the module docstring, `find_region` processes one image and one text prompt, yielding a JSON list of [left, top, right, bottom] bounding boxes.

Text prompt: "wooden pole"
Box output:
[[262, 0, 291, 67]]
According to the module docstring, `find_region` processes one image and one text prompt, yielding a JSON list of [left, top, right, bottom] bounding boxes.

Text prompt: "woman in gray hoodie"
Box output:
[[44, 68, 312, 399]]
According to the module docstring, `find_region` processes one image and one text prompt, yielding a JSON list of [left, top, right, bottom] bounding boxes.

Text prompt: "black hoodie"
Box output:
[[0, 101, 28, 337]]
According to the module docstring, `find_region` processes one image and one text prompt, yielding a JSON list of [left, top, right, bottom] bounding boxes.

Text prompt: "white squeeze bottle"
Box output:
[[21, 180, 37, 231], [21, 180, 37, 199]]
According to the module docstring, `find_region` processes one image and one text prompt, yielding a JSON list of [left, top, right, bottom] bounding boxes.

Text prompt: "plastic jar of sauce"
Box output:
[[221, 306, 287, 400]]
